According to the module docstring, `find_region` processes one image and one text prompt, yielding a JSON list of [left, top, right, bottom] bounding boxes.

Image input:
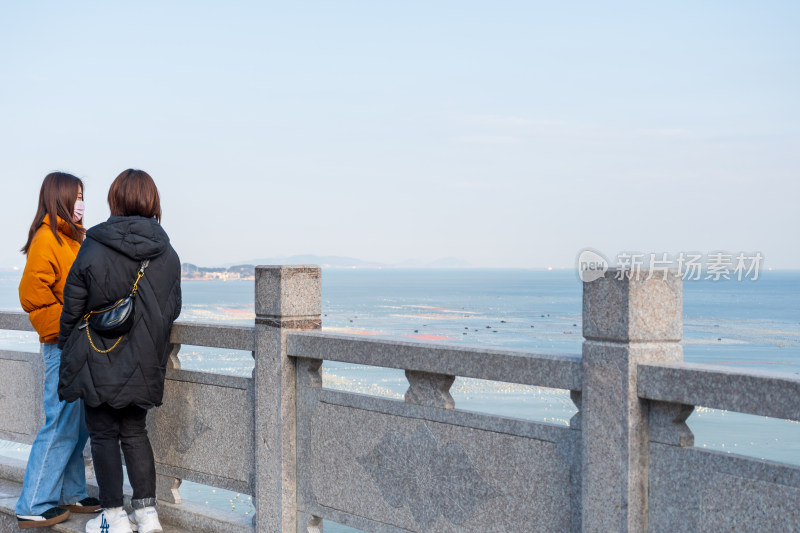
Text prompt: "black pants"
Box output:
[[84, 403, 156, 509]]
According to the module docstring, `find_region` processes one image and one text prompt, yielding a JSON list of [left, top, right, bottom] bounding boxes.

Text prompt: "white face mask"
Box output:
[[73, 200, 85, 222]]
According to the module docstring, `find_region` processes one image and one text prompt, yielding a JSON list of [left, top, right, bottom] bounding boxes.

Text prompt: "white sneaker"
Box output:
[[86, 507, 133, 533], [128, 506, 162, 533]]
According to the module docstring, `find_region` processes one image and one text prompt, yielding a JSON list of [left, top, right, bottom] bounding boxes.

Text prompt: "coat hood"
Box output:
[[86, 216, 169, 261]]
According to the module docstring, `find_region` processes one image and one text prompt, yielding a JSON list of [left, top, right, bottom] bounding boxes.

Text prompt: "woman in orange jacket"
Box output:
[[15, 172, 101, 529]]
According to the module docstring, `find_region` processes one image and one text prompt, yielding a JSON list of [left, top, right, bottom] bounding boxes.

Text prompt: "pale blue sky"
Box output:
[[2, 1, 798, 268]]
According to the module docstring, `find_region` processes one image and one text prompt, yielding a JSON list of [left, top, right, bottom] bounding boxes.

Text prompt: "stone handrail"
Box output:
[[287, 330, 582, 390], [0, 311, 255, 351], [169, 322, 254, 351], [153, 323, 256, 511], [0, 312, 42, 445], [0, 310, 35, 332], [1, 266, 799, 532], [638, 362, 800, 421], [0, 311, 258, 532]]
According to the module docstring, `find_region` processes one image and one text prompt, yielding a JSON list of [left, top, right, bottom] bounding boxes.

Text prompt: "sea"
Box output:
[[1, 269, 798, 531]]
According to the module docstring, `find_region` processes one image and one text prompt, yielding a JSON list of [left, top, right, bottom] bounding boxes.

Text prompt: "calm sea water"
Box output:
[[1, 269, 798, 530]]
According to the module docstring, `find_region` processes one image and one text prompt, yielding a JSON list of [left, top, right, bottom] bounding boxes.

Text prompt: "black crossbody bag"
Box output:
[[78, 259, 149, 353]]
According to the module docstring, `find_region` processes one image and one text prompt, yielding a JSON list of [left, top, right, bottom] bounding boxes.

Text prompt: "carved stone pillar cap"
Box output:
[[255, 265, 322, 318], [583, 269, 682, 343]]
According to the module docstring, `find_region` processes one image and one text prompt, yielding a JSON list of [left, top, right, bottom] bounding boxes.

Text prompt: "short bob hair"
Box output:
[[108, 169, 162, 222]]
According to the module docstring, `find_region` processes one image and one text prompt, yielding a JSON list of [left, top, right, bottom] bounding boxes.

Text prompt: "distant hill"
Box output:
[[220, 254, 473, 269], [425, 257, 472, 268], [223, 255, 385, 268]]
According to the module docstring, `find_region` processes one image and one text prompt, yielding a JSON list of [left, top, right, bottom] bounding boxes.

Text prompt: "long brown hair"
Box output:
[[21, 172, 85, 255], [108, 169, 162, 222]]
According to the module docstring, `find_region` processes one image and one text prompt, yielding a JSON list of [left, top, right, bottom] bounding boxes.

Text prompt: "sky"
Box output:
[[1, 1, 798, 269]]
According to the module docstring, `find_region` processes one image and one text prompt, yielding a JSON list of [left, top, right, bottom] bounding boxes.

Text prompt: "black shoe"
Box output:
[[64, 496, 102, 513], [17, 506, 71, 529]]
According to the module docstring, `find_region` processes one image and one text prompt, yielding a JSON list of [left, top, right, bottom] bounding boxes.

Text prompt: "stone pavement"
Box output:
[[0, 456, 251, 533], [0, 476, 192, 533]]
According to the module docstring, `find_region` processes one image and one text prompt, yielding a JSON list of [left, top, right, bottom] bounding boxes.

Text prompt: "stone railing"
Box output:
[[0, 313, 258, 532], [0, 311, 45, 446], [0, 266, 799, 532]]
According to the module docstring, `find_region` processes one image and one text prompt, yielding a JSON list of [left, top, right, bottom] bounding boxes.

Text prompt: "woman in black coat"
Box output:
[[58, 169, 181, 533]]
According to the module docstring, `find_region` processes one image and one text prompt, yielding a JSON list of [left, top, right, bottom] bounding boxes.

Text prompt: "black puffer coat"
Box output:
[[58, 216, 181, 409]]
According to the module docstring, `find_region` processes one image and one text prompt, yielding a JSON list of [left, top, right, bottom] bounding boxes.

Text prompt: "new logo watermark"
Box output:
[[576, 249, 764, 282], [577, 248, 609, 282]]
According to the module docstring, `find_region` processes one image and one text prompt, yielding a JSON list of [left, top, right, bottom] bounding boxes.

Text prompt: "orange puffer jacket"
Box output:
[[19, 215, 82, 343]]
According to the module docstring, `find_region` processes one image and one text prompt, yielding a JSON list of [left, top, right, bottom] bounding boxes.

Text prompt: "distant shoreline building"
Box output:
[[181, 263, 255, 281]]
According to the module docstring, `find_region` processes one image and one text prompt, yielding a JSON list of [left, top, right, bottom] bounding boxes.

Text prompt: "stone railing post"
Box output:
[[155, 344, 183, 504], [581, 269, 682, 532], [253, 266, 322, 532]]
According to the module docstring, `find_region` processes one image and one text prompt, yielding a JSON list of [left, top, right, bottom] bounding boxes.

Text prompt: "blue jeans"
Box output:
[[15, 343, 89, 516]]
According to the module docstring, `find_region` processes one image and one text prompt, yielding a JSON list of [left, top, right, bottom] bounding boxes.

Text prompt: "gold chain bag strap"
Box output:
[[79, 259, 150, 353]]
